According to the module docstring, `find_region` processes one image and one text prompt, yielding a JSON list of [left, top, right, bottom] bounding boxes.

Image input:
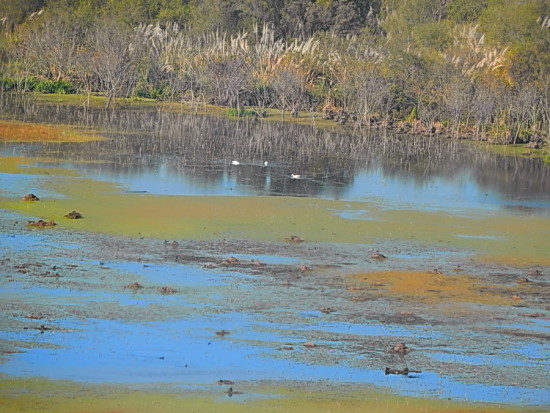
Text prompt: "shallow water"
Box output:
[[1, 94, 549, 408], [1, 94, 549, 215]]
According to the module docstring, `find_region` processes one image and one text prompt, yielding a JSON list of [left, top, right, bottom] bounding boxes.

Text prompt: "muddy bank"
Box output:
[[1, 376, 537, 413]]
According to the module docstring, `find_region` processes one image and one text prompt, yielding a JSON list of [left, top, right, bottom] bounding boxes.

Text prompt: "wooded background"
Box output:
[[1, 0, 549, 144]]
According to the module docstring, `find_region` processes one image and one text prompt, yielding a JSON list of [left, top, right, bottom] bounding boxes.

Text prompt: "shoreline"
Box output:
[[5, 91, 548, 162]]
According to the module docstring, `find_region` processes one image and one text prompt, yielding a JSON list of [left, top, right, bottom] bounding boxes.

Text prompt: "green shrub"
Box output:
[[0, 77, 17, 90], [1, 77, 76, 94], [226, 108, 267, 118], [33, 79, 76, 94], [405, 106, 418, 122]]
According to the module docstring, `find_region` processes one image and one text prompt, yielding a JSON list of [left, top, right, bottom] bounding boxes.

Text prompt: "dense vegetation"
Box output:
[[1, 0, 549, 146]]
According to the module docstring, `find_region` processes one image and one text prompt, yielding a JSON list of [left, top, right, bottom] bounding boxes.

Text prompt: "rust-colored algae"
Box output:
[[348, 270, 517, 305], [0, 120, 103, 143]]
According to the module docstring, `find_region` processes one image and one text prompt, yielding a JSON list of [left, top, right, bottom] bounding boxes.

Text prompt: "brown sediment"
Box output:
[[347, 270, 520, 306], [0, 120, 104, 143]]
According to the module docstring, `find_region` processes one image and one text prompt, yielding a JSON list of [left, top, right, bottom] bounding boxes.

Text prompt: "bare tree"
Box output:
[[272, 68, 307, 118], [204, 56, 251, 108], [87, 18, 143, 108], [18, 8, 85, 82]]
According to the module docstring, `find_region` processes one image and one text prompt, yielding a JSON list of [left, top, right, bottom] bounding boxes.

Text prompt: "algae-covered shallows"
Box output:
[[1, 95, 549, 411]]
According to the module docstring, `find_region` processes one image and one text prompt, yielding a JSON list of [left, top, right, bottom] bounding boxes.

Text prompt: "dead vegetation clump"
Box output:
[[285, 235, 304, 243], [64, 211, 83, 219], [22, 193, 40, 201], [158, 286, 177, 295], [27, 220, 56, 227], [125, 282, 144, 290], [221, 256, 240, 265]]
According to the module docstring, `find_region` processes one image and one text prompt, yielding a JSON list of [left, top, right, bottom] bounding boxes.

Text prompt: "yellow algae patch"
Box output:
[[370, 208, 550, 264], [0, 164, 548, 264], [0, 377, 526, 413], [0, 156, 79, 176], [476, 254, 550, 268], [0, 177, 376, 243], [348, 270, 515, 306], [0, 120, 104, 143]]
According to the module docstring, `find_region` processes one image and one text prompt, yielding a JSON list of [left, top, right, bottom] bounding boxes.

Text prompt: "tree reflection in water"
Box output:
[[1, 94, 548, 213]]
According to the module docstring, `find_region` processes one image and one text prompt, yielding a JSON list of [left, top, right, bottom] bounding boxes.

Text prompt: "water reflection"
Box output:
[[1, 94, 549, 214]]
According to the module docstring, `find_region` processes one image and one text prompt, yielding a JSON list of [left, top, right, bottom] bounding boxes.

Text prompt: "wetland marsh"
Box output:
[[0, 94, 549, 412]]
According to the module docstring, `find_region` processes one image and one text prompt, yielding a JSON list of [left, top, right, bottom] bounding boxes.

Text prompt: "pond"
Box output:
[[0, 93, 549, 411]]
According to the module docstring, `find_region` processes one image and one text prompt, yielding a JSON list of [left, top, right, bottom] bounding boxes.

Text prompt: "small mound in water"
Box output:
[[27, 219, 56, 227], [64, 210, 83, 219], [125, 282, 144, 290], [388, 342, 412, 354], [221, 256, 239, 265], [158, 286, 177, 295], [22, 193, 40, 201]]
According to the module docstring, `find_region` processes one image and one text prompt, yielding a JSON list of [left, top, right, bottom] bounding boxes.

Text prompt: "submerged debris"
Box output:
[[22, 193, 40, 201], [523, 313, 545, 318], [27, 219, 56, 227], [64, 210, 83, 219], [24, 324, 51, 333], [285, 235, 304, 243], [158, 286, 177, 295], [388, 343, 412, 355], [397, 311, 415, 317], [226, 387, 243, 397], [385, 367, 421, 376], [25, 314, 44, 320]]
